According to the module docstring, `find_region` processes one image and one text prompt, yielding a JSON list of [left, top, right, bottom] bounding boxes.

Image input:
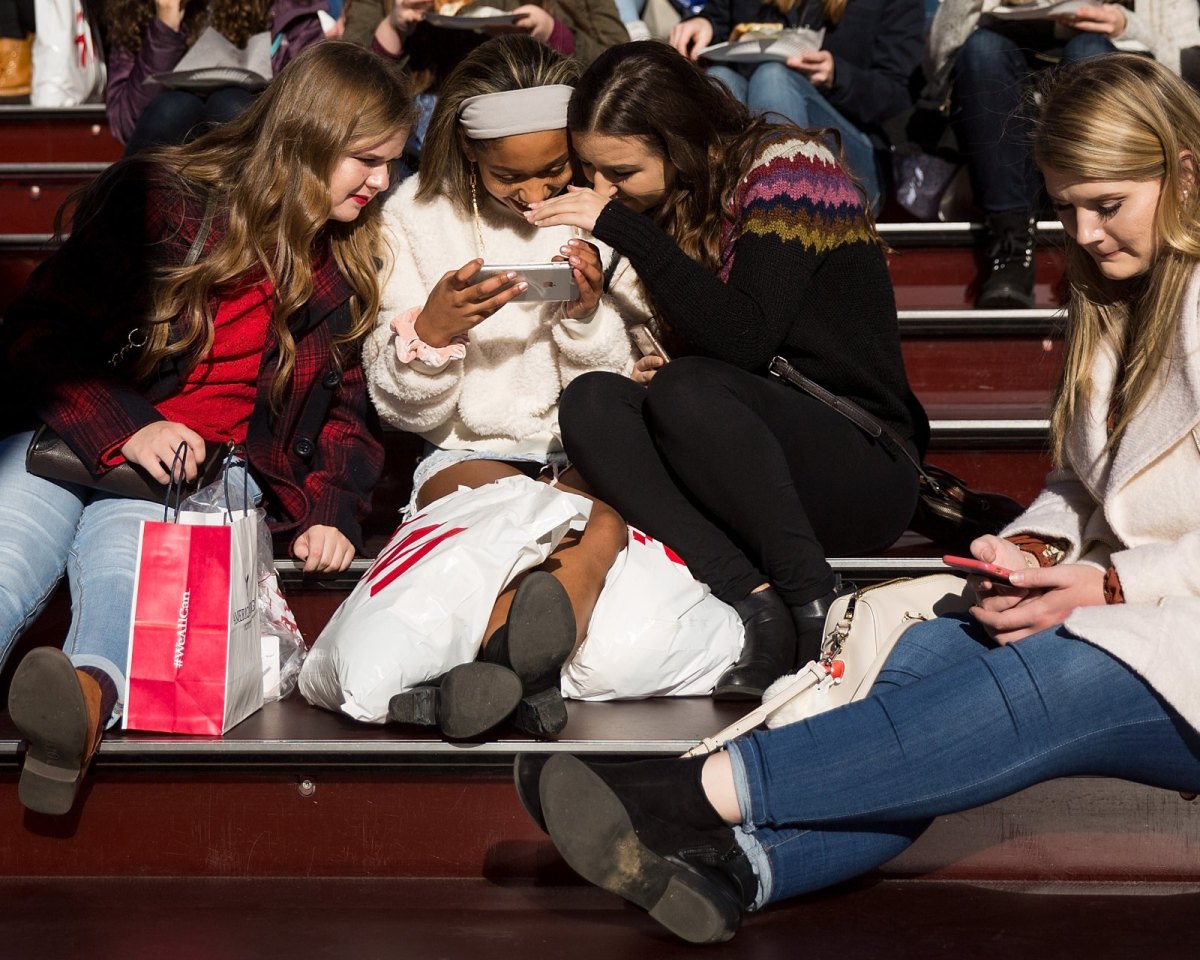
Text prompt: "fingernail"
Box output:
[[1009, 572, 1025, 586], [517, 282, 528, 290], [506, 272, 518, 280]]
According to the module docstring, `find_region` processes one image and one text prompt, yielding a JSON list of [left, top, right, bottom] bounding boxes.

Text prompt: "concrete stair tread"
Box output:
[[0, 694, 753, 763]]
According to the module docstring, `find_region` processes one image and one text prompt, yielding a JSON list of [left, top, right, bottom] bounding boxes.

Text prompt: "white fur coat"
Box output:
[[1001, 266, 1200, 732], [366, 177, 646, 457]]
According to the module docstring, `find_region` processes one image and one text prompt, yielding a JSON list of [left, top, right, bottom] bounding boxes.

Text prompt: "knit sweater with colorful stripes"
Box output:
[[591, 136, 927, 447]]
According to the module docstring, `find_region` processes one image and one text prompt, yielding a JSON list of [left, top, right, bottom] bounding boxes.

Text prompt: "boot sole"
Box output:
[[506, 573, 575, 736], [389, 663, 522, 739], [506, 572, 576, 689], [7, 647, 89, 816], [711, 682, 767, 702], [539, 754, 740, 944]]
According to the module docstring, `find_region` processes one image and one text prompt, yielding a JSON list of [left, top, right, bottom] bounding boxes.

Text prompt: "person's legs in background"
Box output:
[[952, 26, 1115, 307], [745, 62, 881, 213], [203, 85, 257, 127], [705, 64, 749, 104], [124, 89, 209, 154]]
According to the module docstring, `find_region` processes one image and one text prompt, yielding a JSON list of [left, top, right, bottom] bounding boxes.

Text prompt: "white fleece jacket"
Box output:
[[366, 178, 646, 457], [1000, 265, 1200, 733]]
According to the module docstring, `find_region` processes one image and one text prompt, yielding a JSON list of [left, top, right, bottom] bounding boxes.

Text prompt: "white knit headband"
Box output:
[[458, 84, 574, 140]]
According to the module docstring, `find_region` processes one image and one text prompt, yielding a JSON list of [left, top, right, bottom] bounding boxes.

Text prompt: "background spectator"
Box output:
[[104, 0, 330, 152], [670, 0, 925, 213]]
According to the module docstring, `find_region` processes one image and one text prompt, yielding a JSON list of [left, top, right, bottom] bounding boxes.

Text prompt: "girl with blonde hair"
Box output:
[[0, 40, 414, 816], [520, 53, 1200, 943], [365, 35, 647, 741]]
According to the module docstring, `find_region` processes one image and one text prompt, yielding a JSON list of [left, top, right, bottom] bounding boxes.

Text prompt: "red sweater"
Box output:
[[155, 280, 273, 444]]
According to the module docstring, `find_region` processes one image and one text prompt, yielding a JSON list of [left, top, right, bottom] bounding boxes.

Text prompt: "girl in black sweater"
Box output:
[[526, 42, 927, 699]]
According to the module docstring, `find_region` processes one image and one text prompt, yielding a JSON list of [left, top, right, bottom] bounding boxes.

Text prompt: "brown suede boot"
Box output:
[[8, 647, 106, 815], [0, 35, 33, 99]]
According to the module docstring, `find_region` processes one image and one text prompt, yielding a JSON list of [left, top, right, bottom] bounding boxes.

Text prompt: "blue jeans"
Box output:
[[124, 87, 257, 155], [708, 62, 881, 212], [727, 613, 1200, 908], [0, 431, 260, 725], [951, 27, 1115, 215], [614, 0, 643, 20]]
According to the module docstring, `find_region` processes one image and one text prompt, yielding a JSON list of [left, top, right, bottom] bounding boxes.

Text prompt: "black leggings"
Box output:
[[559, 357, 919, 607]]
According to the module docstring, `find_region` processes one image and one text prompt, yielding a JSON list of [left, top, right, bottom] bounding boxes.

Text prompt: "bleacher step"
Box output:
[[2, 876, 1196, 959], [1, 695, 1196, 883]]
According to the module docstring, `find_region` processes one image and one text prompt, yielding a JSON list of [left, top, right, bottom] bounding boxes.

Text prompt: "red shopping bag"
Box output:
[[123, 510, 263, 735]]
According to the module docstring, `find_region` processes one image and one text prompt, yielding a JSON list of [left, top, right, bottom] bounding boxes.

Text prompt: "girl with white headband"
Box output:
[[364, 35, 647, 741]]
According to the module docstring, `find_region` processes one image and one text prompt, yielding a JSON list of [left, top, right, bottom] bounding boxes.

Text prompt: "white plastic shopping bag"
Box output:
[[31, 0, 105, 106], [562, 528, 744, 700], [124, 509, 263, 735], [299, 475, 591, 722]]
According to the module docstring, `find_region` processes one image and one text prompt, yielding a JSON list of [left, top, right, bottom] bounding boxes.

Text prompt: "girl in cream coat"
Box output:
[[364, 36, 647, 741], [520, 54, 1200, 945]]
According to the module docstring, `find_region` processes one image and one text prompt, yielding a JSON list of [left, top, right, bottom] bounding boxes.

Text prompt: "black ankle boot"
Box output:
[[515, 752, 695, 834], [536, 753, 758, 944], [479, 571, 575, 737], [790, 579, 849, 668], [712, 587, 797, 701], [978, 212, 1036, 309], [387, 662, 522, 739]]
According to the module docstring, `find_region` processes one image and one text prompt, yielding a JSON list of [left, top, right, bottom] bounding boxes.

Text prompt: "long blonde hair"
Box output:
[[127, 42, 413, 409], [1033, 54, 1200, 463], [416, 35, 580, 213]]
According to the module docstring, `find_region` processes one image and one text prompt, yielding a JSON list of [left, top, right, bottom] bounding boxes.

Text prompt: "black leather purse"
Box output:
[[23, 200, 223, 503], [25, 425, 229, 502], [767, 355, 1025, 551]]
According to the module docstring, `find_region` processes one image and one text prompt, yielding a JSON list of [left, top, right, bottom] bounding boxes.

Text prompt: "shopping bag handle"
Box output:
[[221, 443, 251, 521], [163, 441, 190, 522]]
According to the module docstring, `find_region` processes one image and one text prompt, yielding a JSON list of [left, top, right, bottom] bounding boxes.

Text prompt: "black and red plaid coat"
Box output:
[[0, 159, 384, 550]]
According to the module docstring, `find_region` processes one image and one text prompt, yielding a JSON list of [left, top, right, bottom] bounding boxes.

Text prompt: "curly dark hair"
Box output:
[[105, 0, 272, 56]]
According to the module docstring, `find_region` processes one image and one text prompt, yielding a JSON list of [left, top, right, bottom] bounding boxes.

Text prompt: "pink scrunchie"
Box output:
[[390, 306, 468, 366]]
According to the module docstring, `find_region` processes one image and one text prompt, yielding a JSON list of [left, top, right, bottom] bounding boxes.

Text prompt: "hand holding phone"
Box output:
[[416, 258, 528, 345], [468, 262, 579, 302], [629, 323, 670, 361], [942, 554, 1013, 584]]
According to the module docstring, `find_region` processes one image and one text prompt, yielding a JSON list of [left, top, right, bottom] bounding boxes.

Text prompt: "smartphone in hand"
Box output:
[[469, 262, 579, 302], [629, 323, 671, 361], [942, 554, 1013, 584]]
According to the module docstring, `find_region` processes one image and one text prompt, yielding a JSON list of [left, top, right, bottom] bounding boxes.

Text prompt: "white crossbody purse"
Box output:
[[683, 574, 975, 757]]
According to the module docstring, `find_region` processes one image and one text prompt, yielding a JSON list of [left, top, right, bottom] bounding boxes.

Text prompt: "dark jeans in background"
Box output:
[[951, 26, 1115, 216], [124, 87, 257, 155]]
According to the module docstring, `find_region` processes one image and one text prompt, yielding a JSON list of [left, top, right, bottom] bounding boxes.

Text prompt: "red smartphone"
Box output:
[[942, 554, 1013, 584]]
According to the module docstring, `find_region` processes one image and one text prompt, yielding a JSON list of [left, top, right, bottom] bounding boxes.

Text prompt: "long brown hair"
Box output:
[[118, 41, 413, 408], [105, 0, 272, 56], [1033, 54, 1200, 462], [569, 41, 872, 276], [416, 35, 581, 213]]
